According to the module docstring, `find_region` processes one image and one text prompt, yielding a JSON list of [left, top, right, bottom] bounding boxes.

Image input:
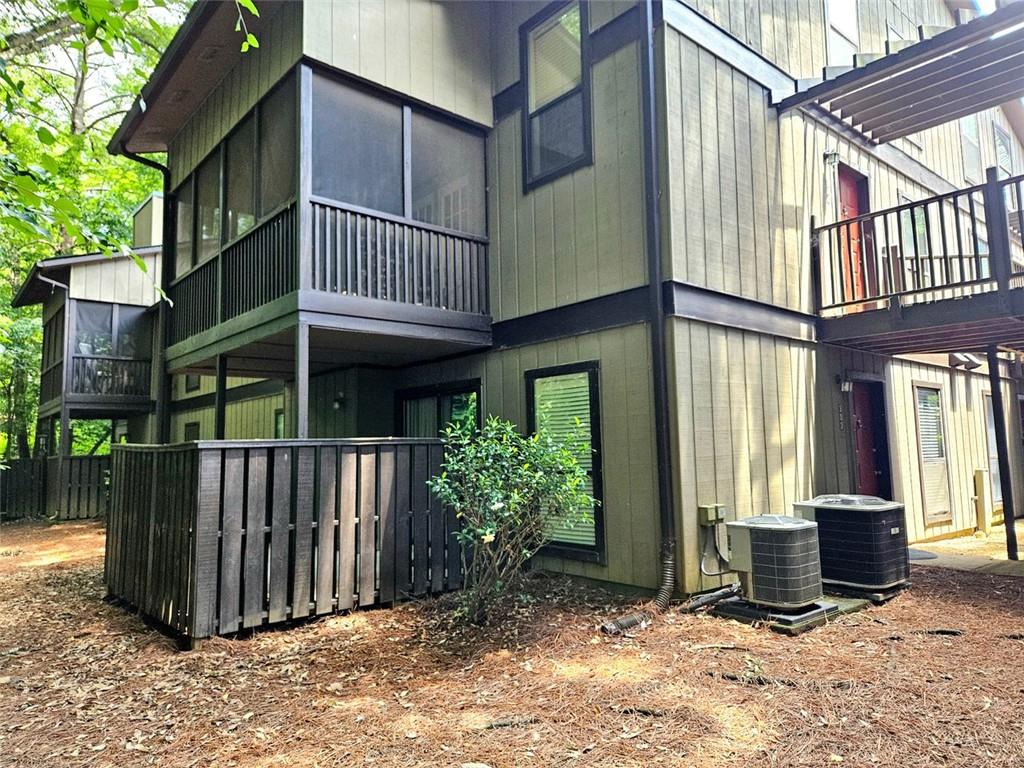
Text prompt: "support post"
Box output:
[[986, 345, 1019, 561], [213, 355, 227, 440], [294, 322, 309, 439], [983, 166, 1012, 296]]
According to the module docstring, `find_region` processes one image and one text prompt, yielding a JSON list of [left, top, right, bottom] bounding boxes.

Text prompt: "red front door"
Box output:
[[838, 165, 868, 302], [851, 381, 891, 498]]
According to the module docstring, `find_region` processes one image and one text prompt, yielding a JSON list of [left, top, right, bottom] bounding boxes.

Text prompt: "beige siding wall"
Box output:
[[398, 323, 660, 589], [666, 318, 816, 592], [68, 254, 161, 306], [170, 392, 285, 442], [816, 348, 1024, 543], [489, 39, 646, 322], [303, 0, 492, 126], [168, 2, 302, 188], [132, 195, 163, 248]]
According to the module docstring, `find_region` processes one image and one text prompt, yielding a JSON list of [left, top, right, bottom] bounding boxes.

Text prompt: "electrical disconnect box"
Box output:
[[698, 504, 727, 526]]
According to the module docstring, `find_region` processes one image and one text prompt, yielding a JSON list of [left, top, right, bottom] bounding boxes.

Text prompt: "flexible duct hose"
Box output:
[[599, 543, 675, 635]]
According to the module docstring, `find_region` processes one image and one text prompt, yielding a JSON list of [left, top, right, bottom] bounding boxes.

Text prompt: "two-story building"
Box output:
[[101, 0, 1024, 595]]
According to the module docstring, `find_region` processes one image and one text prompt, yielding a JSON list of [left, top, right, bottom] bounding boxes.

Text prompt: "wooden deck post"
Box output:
[[213, 355, 227, 440], [986, 345, 1019, 561], [294, 322, 309, 439], [983, 166, 1012, 296]]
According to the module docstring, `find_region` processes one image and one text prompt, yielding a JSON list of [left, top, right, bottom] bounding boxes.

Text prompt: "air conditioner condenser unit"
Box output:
[[725, 515, 824, 610]]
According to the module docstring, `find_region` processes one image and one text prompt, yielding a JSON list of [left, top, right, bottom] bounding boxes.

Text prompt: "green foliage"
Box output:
[[427, 416, 597, 624]]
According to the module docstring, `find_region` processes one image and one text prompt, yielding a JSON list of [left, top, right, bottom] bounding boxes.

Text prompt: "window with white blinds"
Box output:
[[985, 395, 1003, 504], [994, 125, 1014, 179], [527, 363, 602, 556], [915, 386, 951, 523], [961, 115, 983, 183]]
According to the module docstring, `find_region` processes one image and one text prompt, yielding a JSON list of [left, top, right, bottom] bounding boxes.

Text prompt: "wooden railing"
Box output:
[[105, 439, 461, 640], [310, 198, 489, 315], [222, 203, 297, 321], [814, 170, 1024, 316], [40, 362, 63, 405], [169, 257, 218, 344], [70, 356, 150, 397]]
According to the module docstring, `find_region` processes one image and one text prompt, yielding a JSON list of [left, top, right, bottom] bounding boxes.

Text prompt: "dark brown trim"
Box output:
[[394, 378, 482, 437], [492, 287, 648, 349], [493, 82, 522, 122], [589, 4, 643, 61], [663, 281, 817, 342], [525, 360, 605, 564], [169, 378, 285, 413]]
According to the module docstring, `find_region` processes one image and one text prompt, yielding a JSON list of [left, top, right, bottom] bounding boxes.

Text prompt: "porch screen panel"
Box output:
[[175, 176, 194, 276], [75, 302, 113, 355], [116, 305, 149, 358], [259, 75, 296, 215], [533, 371, 597, 547], [915, 386, 951, 522], [311, 74, 402, 214], [411, 112, 486, 236], [195, 154, 221, 262], [226, 115, 256, 240]]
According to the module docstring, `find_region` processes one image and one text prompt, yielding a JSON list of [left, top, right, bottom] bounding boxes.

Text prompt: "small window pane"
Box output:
[[528, 3, 582, 112], [961, 115, 982, 182], [75, 302, 113, 355], [185, 373, 201, 392], [312, 74, 403, 214], [175, 177, 194, 276], [195, 153, 221, 262], [994, 125, 1013, 179], [184, 422, 200, 441], [533, 370, 597, 548], [273, 409, 285, 439], [259, 75, 296, 215], [226, 115, 256, 240], [530, 90, 585, 179], [411, 111, 486, 235]]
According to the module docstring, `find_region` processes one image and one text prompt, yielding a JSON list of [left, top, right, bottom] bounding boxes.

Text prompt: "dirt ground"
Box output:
[[2, 521, 1023, 768]]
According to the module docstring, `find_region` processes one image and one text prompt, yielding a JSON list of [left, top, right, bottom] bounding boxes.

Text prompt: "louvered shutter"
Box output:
[[534, 371, 597, 547], [916, 387, 951, 521]]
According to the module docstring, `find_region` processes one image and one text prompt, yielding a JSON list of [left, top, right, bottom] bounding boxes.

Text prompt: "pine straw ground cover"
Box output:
[[1, 521, 1023, 768]]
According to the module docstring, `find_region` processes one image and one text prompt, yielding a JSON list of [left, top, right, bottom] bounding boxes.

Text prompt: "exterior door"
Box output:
[[851, 380, 892, 498], [838, 165, 870, 302]]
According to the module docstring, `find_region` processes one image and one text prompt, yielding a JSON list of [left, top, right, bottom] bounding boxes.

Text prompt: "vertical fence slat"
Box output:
[[358, 448, 378, 607], [378, 446, 396, 604], [243, 449, 268, 628], [190, 448, 222, 639], [338, 447, 357, 611], [394, 446, 412, 598], [219, 449, 245, 634], [292, 446, 315, 619], [316, 446, 337, 615], [411, 445, 429, 596], [268, 447, 291, 624]]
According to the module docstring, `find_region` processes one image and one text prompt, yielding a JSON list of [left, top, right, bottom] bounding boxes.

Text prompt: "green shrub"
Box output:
[[428, 415, 597, 624]]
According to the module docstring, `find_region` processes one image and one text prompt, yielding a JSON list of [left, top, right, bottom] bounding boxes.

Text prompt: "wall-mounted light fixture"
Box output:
[[332, 391, 346, 410], [836, 374, 853, 392], [949, 352, 983, 370]]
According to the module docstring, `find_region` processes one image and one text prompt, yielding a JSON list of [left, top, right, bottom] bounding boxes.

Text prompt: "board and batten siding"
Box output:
[[170, 392, 285, 442], [489, 41, 647, 322], [167, 2, 302, 188], [815, 347, 1024, 543], [666, 318, 816, 593], [302, 0, 492, 127], [397, 323, 660, 590], [68, 254, 161, 307]]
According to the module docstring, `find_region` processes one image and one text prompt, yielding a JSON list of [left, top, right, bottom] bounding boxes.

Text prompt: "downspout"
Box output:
[[118, 143, 173, 444], [601, 0, 677, 635]]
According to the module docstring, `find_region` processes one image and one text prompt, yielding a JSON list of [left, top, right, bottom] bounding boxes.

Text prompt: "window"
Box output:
[[183, 421, 201, 442], [397, 381, 480, 438], [75, 302, 113, 355], [175, 176, 194, 278], [259, 75, 297, 215], [312, 74, 403, 214], [115, 305, 149, 358], [994, 124, 1014, 180], [273, 408, 285, 439], [961, 115, 983, 183], [898, 193, 928, 262], [184, 374, 201, 393], [225, 115, 256, 241], [984, 395, 1003, 505], [411, 111, 487, 236], [195, 153, 221, 262], [915, 385, 951, 523], [522, 1, 591, 188], [526, 362, 603, 560], [826, 0, 859, 66]]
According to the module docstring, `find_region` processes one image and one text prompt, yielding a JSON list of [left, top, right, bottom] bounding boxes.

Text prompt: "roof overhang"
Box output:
[[775, 1, 1024, 144], [12, 246, 163, 308], [108, 1, 284, 155]]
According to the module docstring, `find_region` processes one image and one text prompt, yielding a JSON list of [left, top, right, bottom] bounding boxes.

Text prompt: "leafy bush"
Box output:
[[428, 415, 597, 624]]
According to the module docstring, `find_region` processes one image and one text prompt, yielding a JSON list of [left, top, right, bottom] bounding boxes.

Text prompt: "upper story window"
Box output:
[[522, 1, 592, 190], [961, 115, 983, 183], [173, 73, 296, 280], [826, 0, 859, 67], [994, 124, 1015, 179], [311, 71, 486, 237]]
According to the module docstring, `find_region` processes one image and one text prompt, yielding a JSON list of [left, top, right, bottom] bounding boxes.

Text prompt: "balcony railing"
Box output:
[[310, 197, 489, 316], [814, 171, 1024, 317], [70, 356, 151, 397]]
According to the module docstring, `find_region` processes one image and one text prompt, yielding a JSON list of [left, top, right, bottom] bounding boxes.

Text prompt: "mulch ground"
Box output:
[[1, 520, 1023, 768]]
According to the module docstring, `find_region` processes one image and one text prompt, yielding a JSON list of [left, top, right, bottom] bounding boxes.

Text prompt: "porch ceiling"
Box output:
[[776, 1, 1024, 144]]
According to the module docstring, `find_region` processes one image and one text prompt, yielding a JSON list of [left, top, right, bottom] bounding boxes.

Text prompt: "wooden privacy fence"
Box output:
[[105, 439, 462, 640], [1, 455, 109, 521]]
